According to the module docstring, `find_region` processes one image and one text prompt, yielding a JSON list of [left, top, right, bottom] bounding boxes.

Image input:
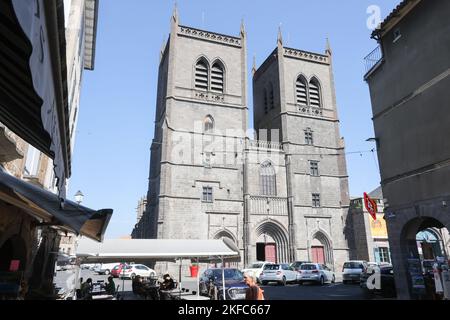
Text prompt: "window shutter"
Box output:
[[309, 80, 321, 108], [195, 60, 209, 91], [296, 78, 307, 105], [211, 63, 224, 93]]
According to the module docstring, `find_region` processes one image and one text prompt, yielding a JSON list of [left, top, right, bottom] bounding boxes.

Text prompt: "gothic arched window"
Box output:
[[195, 58, 209, 91], [210, 61, 224, 93], [309, 77, 321, 108], [296, 76, 308, 106], [260, 161, 277, 196]]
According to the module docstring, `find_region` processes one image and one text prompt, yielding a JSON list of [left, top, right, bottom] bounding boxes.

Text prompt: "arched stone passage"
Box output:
[[255, 221, 289, 263], [310, 231, 333, 266], [399, 216, 450, 299]]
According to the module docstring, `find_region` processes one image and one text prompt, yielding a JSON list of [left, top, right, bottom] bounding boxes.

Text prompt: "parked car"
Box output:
[[94, 263, 121, 275], [259, 263, 298, 286], [111, 263, 129, 278], [297, 263, 335, 285], [360, 264, 396, 298], [290, 261, 311, 271], [241, 261, 271, 283], [342, 261, 367, 284], [199, 268, 248, 300], [119, 264, 156, 279]]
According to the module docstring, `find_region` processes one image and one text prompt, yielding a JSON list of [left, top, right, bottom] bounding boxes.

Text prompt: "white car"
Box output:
[[259, 263, 298, 286], [241, 261, 271, 283], [297, 263, 335, 285], [120, 264, 156, 279]]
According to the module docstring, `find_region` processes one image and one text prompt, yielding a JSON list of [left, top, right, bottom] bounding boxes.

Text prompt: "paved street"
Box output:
[[261, 282, 374, 300], [54, 270, 386, 300]]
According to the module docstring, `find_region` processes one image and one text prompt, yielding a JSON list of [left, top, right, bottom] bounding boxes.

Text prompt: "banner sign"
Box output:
[[364, 192, 377, 220]]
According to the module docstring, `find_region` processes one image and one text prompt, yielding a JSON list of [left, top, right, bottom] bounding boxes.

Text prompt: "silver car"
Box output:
[[342, 261, 367, 284], [259, 263, 298, 286], [297, 263, 335, 285]]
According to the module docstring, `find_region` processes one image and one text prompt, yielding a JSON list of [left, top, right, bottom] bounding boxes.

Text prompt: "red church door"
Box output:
[[311, 246, 325, 264], [265, 244, 277, 263]]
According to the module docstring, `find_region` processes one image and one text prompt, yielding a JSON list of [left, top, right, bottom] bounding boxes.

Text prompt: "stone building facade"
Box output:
[[140, 9, 350, 272], [0, 0, 102, 298], [364, 0, 450, 299], [347, 187, 391, 264]]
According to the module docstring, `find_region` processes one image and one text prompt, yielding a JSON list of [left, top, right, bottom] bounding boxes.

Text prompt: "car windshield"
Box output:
[[292, 262, 307, 268], [250, 263, 263, 268], [343, 262, 364, 269], [300, 264, 318, 270], [211, 269, 244, 281], [264, 264, 280, 270]]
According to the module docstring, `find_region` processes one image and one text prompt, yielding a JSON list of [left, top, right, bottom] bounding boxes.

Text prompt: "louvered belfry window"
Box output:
[[309, 78, 321, 108], [296, 77, 307, 105], [195, 59, 209, 91], [210, 62, 224, 93]]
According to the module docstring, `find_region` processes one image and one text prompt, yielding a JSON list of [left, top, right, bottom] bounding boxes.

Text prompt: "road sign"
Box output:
[[364, 192, 377, 220]]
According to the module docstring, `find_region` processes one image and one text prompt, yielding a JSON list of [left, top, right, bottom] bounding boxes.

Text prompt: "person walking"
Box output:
[[243, 272, 264, 300]]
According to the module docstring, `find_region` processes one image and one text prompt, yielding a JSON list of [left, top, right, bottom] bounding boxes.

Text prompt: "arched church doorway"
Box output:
[[213, 230, 238, 268], [310, 231, 333, 267], [255, 221, 289, 263]]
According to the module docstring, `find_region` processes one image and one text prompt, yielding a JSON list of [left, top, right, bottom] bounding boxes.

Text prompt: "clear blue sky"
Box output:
[[69, 0, 400, 239]]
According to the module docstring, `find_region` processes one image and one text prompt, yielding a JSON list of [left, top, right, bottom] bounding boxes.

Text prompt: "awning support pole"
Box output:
[[179, 258, 182, 299], [122, 262, 125, 297], [196, 257, 200, 298], [222, 256, 226, 300]]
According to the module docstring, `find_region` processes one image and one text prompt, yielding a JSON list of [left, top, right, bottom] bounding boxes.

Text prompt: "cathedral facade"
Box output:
[[140, 9, 351, 271]]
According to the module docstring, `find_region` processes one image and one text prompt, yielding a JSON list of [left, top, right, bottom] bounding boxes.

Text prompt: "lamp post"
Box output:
[[366, 137, 380, 149], [74, 190, 84, 205], [73, 190, 84, 299]]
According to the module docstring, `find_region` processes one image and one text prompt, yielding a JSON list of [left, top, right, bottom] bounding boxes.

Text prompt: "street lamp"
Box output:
[[366, 137, 380, 149], [74, 190, 84, 204]]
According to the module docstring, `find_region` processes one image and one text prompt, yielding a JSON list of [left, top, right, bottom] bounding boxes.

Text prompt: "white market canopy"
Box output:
[[76, 238, 241, 264]]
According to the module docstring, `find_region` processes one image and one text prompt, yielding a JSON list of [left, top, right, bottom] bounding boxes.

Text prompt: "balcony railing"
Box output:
[[247, 140, 283, 151], [364, 46, 383, 73], [248, 196, 288, 216]]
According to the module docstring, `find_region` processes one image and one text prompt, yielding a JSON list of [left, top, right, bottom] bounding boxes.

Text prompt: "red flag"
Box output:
[[364, 192, 377, 220]]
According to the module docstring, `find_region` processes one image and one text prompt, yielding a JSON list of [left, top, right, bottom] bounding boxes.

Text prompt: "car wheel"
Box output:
[[319, 277, 324, 286], [343, 280, 348, 284], [104, 269, 110, 275], [261, 281, 268, 285], [131, 273, 136, 279], [298, 281, 303, 286], [331, 275, 336, 284], [280, 276, 286, 286]]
